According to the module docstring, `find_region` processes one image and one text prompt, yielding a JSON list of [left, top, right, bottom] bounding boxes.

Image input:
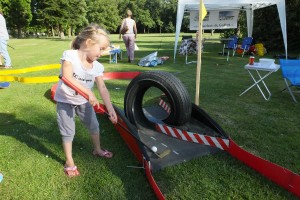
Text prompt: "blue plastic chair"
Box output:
[[222, 35, 238, 61], [279, 59, 300, 103], [240, 37, 253, 57]]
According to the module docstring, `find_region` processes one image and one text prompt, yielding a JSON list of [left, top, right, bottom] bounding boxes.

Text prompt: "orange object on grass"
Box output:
[[236, 48, 244, 55]]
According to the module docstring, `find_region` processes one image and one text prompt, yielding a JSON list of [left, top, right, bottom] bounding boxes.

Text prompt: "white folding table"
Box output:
[[240, 63, 280, 100]]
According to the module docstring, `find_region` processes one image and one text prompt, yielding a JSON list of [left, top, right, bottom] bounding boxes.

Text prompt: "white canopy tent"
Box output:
[[174, 0, 287, 61]]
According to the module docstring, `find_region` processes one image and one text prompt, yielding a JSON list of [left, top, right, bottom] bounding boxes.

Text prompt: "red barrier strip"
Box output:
[[228, 139, 300, 198], [155, 123, 229, 151], [144, 159, 165, 200], [103, 71, 141, 80]]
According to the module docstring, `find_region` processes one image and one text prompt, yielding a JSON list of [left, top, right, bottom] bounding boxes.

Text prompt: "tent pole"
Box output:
[[195, 0, 204, 106]]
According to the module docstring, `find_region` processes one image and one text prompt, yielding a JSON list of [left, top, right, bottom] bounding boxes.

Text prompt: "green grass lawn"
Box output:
[[0, 33, 299, 199]]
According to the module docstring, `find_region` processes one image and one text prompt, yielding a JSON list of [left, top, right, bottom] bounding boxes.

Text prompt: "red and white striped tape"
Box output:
[[155, 123, 229, 151], [159, 98, 171, 114]]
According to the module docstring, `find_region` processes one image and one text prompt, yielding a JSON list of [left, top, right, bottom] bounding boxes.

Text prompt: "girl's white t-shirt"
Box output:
[[54, 50, 104, 105]]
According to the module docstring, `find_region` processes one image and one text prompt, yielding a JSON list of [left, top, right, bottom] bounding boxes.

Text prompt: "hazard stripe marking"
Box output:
[[171, 127, 183, 140], [159, 99, 171, 114], [155, 124, 229, 150], [181, 130, 192, 141], [176, 129, 187, 141]]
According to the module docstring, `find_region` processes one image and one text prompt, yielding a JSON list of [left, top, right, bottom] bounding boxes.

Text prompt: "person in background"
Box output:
[[54, 24, 117, 177], [0, 9, 11, 68], [119, 9, 137, 63], [195, 31, 199, 42]]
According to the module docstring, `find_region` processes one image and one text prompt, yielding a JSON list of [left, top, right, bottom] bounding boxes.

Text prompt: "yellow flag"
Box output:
[[201, 1, 207, 21]]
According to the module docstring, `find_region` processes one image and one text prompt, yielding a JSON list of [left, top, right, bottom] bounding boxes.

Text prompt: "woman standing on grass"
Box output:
[[54, 24, 117, 177], [119, 9, 137, 63]]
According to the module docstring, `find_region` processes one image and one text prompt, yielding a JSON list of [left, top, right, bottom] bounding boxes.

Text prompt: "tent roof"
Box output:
[[174, 0, 287, 61], [180, 0, 281, 10]]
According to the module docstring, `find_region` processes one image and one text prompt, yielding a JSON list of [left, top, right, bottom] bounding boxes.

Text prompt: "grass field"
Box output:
[[0, 33, 299, 199]]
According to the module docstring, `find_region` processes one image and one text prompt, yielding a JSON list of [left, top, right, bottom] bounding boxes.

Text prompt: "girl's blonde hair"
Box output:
[[71, 24, 109, 50]]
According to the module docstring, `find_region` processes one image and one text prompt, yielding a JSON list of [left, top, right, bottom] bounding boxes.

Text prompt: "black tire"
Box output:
[[124, 71, 191, 128]]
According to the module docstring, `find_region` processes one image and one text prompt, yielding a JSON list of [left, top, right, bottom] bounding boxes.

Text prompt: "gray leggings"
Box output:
[[56, 102, 99, 142]]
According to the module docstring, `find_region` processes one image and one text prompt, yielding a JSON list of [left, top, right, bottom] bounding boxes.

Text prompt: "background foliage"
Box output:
[[0, 0, 299, 51]]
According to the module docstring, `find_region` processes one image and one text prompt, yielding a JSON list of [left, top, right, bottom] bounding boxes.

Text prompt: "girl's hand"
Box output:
[[108, 109, 118, 124], [88, 92, 99, 107]]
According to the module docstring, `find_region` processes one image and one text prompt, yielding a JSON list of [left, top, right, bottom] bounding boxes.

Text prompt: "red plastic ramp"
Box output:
[[228, 139, 300, 197], [103, 72, 141, 80], [154, 121, 300, 198], [144, 159, 165, 200]]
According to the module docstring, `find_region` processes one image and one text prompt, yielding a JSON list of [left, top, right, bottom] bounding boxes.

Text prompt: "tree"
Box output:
[[252, 5, 282, 51], [34, 0, 69, 37], [160, 0, 177, 33], [221, 10, 247, 42], [0, 0, 10, 13], [31, 0, 87, 37], [86, 0, 120, 33], [282, 0, 300, 51], [144, 0, 163, 33], [136, 8, 154, 33], [65, 0, 88, 37], [7, 0, 32, 38], [1, 0, 299, 48], [117, 0, 155, 33], [253, 1, 300, 52]]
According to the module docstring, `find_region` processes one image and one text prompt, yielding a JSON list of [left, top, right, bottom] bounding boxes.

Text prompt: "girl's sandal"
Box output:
[[93, 149, 113, 158], [64, 166, 80, 177]]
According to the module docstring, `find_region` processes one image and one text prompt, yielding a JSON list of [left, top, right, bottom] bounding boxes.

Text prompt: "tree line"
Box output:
[[0, 0, 178, 38], [0, 0, 298, 51]]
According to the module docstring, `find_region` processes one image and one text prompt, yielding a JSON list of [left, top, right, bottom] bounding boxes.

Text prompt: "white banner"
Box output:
[[190, 10, 239, 30]]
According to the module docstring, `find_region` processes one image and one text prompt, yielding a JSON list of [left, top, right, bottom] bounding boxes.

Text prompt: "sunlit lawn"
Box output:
[[0, 33, 299, 199]]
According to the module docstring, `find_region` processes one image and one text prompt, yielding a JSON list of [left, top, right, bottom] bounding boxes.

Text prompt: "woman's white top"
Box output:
[[123, 18, 135, 34]]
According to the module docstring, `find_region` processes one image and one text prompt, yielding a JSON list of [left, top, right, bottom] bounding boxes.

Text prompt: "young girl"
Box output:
[[54, 24, 117, 177]]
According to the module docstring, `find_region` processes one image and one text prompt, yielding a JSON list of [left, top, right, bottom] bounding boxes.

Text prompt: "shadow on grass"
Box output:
[[0, 112, 64, 165], [44, 88, 56, 103]]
